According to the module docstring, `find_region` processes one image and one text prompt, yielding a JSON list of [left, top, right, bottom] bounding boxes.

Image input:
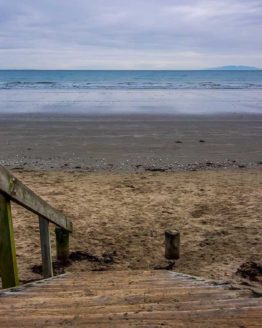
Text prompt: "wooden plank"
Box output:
[[0, 165, 72, 232], [0, 193, 19, 288], [1, 270, 262, 327], [39, 216, 53, 278]]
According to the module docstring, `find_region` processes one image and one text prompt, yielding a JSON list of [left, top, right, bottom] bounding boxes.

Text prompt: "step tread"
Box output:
[[0, 270, 261, 327]]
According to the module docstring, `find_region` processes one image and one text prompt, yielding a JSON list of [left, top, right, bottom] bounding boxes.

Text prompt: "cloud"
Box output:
[[0, 0, 261, 69]]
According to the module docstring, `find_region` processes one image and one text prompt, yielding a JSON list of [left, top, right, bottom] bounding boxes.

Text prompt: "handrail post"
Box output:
[[0, 193, 19, 288], [0, 165, 73, 232], [39, 216, 53, 278], [55, 227, 70, 263], [0, 166, 73, 289]]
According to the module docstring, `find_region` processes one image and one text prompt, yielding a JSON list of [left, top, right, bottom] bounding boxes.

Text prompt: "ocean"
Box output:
[[0, 70, 262, 115]]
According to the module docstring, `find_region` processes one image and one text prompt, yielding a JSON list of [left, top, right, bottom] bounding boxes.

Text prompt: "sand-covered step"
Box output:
[[1, 270, 261, 327], [64, 271, 211, 282], [21, 277, 213, 289], [0, 308, 262, 326], [2, 287, 242, 300], [0, 298, 261, 317], [0, 290, 251, 306], [30, 282, 211, 290], [13, 283, 226, 293]]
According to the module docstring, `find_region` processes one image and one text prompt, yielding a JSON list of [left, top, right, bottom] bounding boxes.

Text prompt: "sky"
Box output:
[[0, 0, 261, 69]]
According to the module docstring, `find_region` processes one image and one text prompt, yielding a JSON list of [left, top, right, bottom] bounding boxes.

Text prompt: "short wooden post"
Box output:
[[39, 216, 53, 278], [0, 193, 19, 288], [55, 227, 69, 263], [165, 230, 180, 260]]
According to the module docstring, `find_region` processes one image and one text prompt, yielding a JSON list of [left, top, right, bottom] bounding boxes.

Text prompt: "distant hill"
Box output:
[[206, 65, 260, 71]]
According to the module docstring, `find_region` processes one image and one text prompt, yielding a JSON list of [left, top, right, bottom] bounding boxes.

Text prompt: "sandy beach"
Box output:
[[1, 113, 262, 171], [8, 168, 262, 290], [0, 113, 261, 291], [1, 3, 262, 325]]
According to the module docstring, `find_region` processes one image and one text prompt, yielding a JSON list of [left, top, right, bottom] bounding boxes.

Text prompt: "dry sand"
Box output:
[[9, 168, 262, 289]]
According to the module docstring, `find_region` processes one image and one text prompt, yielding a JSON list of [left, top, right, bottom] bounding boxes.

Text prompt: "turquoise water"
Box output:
[[0, 70, 262, 115], [1, 70, 262, 90]]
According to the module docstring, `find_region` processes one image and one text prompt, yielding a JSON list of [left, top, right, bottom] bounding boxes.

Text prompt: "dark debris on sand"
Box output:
[[153, 261, 176, 270], [31, 250, 116, 276], [1, 157, 261, 173], [236, 262, 262, 283], [135, 160, 253, 173]]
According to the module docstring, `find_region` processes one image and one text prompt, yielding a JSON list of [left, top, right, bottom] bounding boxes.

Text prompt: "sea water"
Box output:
[[0, 70, 261, 115]]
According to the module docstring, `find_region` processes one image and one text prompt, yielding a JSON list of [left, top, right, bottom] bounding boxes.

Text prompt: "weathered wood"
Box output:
[[1, 270, 262, 327], [39, 216, 53, 278], [0, 165, 72, 232], [0, 193, 19, 288], [165, 229, 180, 260], [55, 227, 70, 263]]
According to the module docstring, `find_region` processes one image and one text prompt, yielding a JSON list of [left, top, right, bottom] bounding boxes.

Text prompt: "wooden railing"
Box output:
[[0, 165, 73, 289]]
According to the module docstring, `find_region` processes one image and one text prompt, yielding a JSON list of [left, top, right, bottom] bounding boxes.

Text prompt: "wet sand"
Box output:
[[0, 113, 261, 290], [0, 113, 262, 171]]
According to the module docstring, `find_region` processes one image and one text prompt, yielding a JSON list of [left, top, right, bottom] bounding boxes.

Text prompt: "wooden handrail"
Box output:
[[0, 166, 72, 232], [0, 165, 73, 289]]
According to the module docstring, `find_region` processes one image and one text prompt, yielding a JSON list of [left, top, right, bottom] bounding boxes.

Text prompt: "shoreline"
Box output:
[[1, 111, 261, 287], [1, 113, 262, 172]]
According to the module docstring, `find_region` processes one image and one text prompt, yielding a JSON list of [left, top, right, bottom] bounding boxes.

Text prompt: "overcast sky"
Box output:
[[0, 0, 261, 69]]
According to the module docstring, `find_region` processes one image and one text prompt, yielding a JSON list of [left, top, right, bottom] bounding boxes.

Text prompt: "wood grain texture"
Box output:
[[0, 193, 19, 288], [165, 230, 180, 259], [39, 216, 53, 278], [0, 165, 72, 232], [0, 270, 261, 327], [55, 227, 70, 263]]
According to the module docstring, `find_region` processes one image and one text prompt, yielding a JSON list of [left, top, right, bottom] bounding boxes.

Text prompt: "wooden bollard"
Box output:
[[165, 230, 180, 260], [55, 227, 70, 263]]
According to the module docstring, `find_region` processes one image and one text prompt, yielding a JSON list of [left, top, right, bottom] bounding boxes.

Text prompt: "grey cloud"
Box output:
[[0, 0, 261, 68]]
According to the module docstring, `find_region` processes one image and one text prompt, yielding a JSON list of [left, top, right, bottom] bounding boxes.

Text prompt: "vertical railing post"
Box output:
[[39, 216, 53, 278], [0, 193, 19, 288], [55, 227, 70, 263]]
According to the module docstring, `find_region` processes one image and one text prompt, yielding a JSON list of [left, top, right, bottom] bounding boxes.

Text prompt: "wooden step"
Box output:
[[0, 270, 261, 327]]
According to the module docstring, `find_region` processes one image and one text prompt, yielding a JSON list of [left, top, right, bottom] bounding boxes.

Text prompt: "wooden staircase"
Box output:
[[1, 166, 261, 327], [1, 270, 261, 327]]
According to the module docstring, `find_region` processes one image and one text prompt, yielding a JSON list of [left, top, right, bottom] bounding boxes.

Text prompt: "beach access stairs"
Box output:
[[0, 165, 261, 327]]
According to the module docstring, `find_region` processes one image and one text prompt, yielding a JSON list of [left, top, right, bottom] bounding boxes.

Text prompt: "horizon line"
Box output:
[[0, 68, 261, 71]]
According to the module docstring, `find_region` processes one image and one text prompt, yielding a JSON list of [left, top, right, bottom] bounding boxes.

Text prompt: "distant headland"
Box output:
[[206, 65, 261, 71]]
